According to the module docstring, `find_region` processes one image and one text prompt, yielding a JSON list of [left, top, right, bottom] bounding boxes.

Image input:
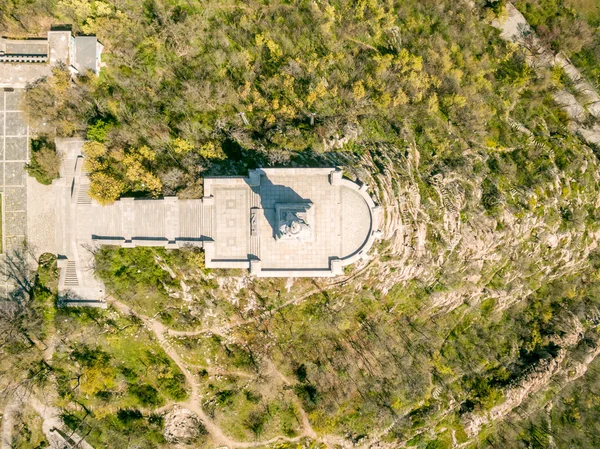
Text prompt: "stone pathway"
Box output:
[[0, 88, 29, 293]]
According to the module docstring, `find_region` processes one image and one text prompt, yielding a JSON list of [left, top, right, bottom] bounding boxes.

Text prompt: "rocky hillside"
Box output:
[[3, 1, 600, 448]]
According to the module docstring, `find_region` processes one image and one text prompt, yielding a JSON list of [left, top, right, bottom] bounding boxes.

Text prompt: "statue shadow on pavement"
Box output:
[[247, 174, 313, 240]]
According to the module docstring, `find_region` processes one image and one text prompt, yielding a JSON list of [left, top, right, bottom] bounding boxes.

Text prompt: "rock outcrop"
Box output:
[[163, 406, 206, 444]]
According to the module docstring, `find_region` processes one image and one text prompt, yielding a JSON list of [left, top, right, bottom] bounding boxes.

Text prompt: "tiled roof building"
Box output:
[[0, 30, 103, 88]]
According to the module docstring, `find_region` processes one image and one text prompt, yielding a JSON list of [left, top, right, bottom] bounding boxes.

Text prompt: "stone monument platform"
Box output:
[[55, 140, 381, 305]]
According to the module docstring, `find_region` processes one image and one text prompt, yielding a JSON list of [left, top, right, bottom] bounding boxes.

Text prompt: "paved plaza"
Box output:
[[204, 169, 377, 274]]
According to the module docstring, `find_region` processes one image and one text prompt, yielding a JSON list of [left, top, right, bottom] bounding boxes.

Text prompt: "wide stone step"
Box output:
[[64, 260, 79, 287], [179, 200, 204, 238]]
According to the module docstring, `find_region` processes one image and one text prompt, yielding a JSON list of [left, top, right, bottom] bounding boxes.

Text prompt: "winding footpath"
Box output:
[[109, 298, 320, 448], [1, 387, 94, 449]]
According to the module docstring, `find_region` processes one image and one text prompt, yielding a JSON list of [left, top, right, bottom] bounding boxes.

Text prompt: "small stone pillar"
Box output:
[[329, 168, 343, 186], [250, 259, 262, 275], [247, 170, 261, 187], [331, 259, 343, 276]]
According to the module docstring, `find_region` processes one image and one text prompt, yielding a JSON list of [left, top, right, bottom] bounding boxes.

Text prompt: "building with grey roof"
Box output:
[[0, 30, 103, 88]]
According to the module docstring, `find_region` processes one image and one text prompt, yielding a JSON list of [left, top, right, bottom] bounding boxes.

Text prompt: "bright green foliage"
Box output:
[[86, 118, 114, 143]]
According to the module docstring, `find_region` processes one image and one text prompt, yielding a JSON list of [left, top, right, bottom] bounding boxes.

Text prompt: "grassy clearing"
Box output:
[[51, 307, 187, 447], [200, 374, 302, 441]]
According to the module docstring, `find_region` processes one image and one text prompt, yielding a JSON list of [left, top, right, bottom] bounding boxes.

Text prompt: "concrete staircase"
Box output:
[[249, 186, 261, 259], [179, 200, 204, 239]]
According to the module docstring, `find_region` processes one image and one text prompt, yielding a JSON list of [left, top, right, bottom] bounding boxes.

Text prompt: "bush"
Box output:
[[26, 136, 61, 185], [116, 408, 143, 423], [128, 383, 163, 406], [244, 407, 268, 436], [86, 119, 115, 143]]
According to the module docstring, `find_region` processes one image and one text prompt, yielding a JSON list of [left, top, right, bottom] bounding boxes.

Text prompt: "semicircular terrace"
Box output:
[[202, 167, 381, 276], [338, 178, 379, 265]]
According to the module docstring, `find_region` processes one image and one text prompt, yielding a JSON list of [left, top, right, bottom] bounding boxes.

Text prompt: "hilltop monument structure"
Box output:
[[0, 29, 379, 306], [55, 139, 381, 306]]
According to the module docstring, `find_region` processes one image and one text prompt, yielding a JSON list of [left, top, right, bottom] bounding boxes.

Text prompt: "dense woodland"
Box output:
[[2, 0, 600, 448]]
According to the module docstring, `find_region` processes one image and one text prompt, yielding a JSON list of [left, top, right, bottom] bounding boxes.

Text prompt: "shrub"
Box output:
[[128, 383, 162, 406], [86, 119, 114, 143], [26, 137, 61, 185], [116, 408, 144, 424]]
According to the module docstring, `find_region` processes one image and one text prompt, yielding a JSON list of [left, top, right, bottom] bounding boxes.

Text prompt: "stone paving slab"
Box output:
[[27, 176, 55, 257], [4, 186, 26, 211], [5, 136, 27, 160], [4, 90, 22, 111], [6, 162, 25, 186], [5, 111, 27, 135], [5, 211, 26, 236]]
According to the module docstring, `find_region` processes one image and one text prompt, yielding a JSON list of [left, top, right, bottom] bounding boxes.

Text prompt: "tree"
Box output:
[[25, 137, 61, 185], [88, 172, 126, 205]]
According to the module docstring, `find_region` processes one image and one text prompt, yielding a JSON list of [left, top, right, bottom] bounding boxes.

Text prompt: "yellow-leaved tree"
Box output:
[[122, 146, 162, 195], [88, 172, 126, 205]]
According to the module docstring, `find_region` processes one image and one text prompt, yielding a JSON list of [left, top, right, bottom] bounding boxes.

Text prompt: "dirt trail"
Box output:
[[263, 360, 317, 440], [1, 391, 22, 449], [110, 298, 323, 448], [1, 387, 93, 449], [110, 299, 232, 446]]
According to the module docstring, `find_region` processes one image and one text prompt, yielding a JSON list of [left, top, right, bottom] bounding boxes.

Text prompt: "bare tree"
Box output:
[[0, 246, 39, 349]]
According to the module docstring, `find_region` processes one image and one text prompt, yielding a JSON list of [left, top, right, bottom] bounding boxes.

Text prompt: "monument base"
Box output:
[[274, 202, 314, 242]]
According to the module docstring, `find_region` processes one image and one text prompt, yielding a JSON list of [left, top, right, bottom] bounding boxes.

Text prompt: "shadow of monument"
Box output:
[[249, 174, 312, 238]]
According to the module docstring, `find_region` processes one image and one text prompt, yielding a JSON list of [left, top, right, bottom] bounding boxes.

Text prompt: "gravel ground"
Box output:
[[26, 175, 55, 258]]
